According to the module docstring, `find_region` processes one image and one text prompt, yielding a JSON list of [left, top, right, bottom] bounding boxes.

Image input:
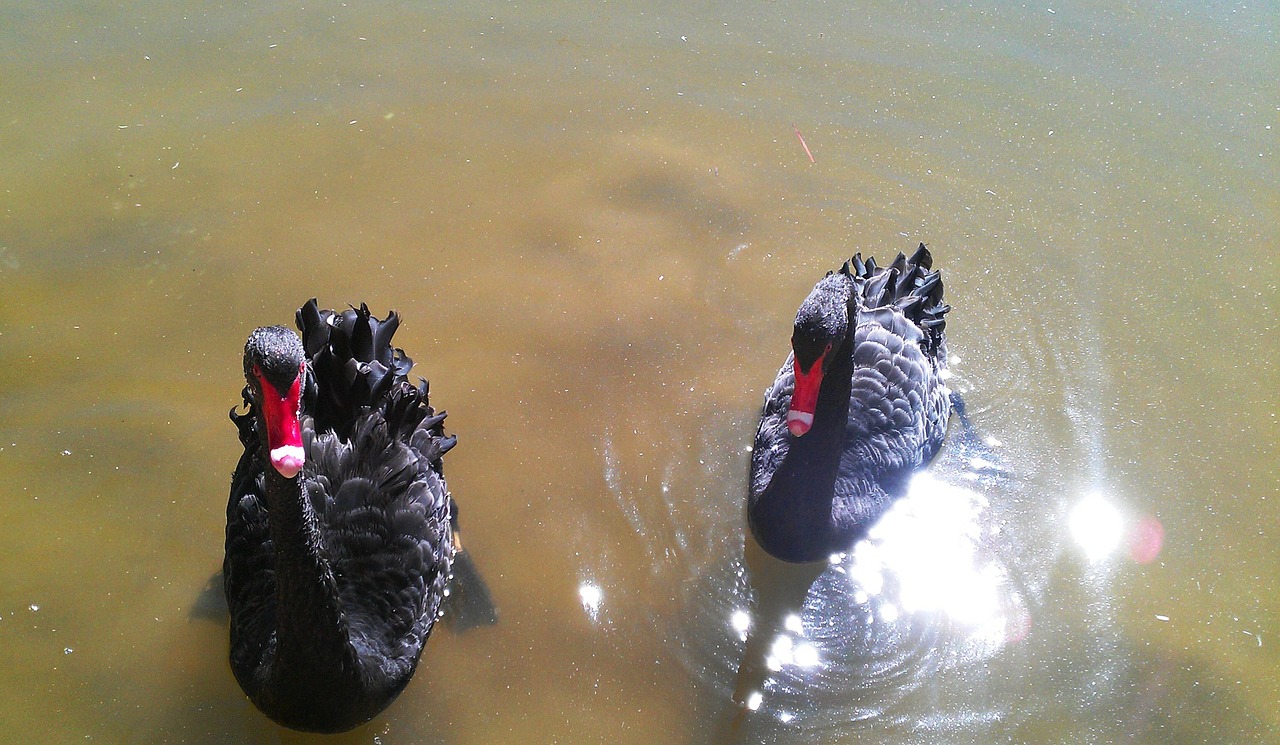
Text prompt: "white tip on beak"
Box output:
[[786, 410, 814, 436], [270, 446, 305, 478]]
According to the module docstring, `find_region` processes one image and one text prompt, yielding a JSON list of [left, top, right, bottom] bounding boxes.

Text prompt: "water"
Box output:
[[2, 1, 1276, 742]]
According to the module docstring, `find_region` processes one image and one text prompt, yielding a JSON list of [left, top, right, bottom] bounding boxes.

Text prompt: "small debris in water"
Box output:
[[792, 123, 816, 163], [1155, 614, 1169, 622]]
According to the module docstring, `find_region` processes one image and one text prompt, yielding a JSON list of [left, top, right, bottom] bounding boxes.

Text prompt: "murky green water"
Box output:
[[2, 1, 1276, 742]]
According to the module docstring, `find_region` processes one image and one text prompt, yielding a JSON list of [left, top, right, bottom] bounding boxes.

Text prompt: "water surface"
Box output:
[[1, 1, 1276, 742]]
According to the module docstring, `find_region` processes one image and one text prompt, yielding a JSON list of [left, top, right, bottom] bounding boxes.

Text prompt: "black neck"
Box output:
[[262, 467, 361, 691], [749, 335, 854, 562]]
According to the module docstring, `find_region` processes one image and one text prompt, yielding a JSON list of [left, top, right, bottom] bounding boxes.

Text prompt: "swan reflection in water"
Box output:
[[581, 379, 1065, 740], [714, 450, 1167, 741], [724, 443, 1027, 737]]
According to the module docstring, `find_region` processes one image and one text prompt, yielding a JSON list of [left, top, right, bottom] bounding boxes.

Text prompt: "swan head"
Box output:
[[244, 326, 307, 479], [788, 273, 852, 437]]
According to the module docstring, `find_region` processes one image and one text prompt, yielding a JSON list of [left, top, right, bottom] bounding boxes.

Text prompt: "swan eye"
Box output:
[[249, 364, 266, 390]]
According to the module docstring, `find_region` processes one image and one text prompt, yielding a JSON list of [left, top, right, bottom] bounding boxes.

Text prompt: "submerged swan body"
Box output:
[[748, 245, 951, 563], [224, 300, 456, 732]]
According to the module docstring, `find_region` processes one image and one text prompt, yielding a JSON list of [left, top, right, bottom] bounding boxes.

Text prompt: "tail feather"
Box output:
[[296, 299, 437, 441], [908, 242, 933, 270], [847, 242, 948, 357]]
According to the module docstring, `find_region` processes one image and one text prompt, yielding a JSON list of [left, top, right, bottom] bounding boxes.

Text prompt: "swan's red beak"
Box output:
[[788, 352, 826, 437], [256, 365, 305, 479]]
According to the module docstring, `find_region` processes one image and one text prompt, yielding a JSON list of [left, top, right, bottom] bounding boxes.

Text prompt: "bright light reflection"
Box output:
[[1069, 491, 1123, 563], [578, 582, 603, 620], [763, 629, 822, 671], [844, 472, 1004, 630], [765, 634, 793, 671], [793, 642, 820, 668]]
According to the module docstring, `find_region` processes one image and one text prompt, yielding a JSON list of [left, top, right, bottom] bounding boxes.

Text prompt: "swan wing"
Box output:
[[224, 445, 277, 681], [309, 406, 453, 667], [749, 353, 796, 500], [842, 307, 949, 481]]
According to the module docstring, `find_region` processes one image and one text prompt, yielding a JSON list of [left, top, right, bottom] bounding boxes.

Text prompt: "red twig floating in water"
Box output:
[[792, 123, 815, 163]]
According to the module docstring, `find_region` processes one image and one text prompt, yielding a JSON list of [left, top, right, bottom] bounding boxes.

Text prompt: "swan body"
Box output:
[[224, 300, 456, 732], [748, 245, 951, 563]]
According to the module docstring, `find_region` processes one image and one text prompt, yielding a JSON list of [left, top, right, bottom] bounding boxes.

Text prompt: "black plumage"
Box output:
[[748, 244, 952, 563], [224, 300, 456, 732]]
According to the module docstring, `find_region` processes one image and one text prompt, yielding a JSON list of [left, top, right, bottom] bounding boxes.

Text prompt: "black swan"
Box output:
[[224, 300, 458, 732], [748, 245, 951, 563]]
